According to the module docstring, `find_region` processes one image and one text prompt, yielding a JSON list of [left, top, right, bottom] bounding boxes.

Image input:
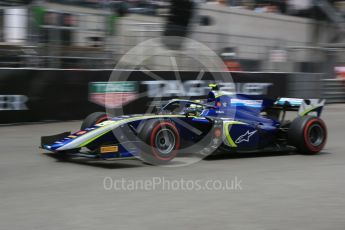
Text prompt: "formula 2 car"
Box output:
[[41, 85, 327, 164]]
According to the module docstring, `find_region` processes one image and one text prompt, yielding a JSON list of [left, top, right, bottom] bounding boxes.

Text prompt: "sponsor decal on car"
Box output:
[[235, 130, 257, 144], [231, 99, 263, 108], [100, 145, 119, 154]]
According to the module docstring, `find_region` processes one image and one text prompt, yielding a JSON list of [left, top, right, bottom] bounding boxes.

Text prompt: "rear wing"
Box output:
[[275, 98, 326, 117]]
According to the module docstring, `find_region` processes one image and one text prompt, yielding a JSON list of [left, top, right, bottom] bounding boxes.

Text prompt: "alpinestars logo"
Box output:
[[235, 130, 257, 144]]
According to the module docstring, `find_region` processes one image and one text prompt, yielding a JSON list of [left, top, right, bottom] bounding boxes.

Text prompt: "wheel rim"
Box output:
[[308, 123, 324, 147], [154, 128, 176, 155]]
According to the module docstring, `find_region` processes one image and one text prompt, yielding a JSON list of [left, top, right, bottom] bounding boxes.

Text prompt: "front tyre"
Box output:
[[288, 116, 327, 154], [81, 112, 108, 130], [81, 112, 108, 151], [139, 120, 180, 165]]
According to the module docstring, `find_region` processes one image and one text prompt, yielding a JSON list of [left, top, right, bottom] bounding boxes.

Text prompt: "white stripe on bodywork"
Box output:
[[56, 115, 185, 151]]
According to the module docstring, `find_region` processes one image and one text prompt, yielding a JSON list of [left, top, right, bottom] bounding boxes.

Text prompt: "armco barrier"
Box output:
[[322, 79, 345, 103], [0, 69, 324, 124]]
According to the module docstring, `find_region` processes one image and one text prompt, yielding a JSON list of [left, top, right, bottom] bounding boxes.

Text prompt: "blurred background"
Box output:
[[1, 0, 345, 72], [0, 0, 345, 122]]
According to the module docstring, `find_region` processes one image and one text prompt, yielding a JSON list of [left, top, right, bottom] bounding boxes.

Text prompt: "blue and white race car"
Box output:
[[41, 85, 327, 164]]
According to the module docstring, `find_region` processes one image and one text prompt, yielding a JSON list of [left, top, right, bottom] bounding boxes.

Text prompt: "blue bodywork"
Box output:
[[42, 90, 293, 160]]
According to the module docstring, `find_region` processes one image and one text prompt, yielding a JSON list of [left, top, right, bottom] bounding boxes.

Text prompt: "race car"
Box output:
[[41, 85, 327, 164]]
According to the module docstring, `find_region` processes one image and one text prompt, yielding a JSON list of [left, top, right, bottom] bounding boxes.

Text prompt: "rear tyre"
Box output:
[[81, 112, 108, 130], [288, 116, 327, 154], [138, 119, 180, 165]]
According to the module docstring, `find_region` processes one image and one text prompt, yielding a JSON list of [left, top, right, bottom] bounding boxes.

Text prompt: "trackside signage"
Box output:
[[0, 95, 28, 111], [89, 82, 138, 108], [89, 80, 273, 108], [0, 69, 321, 123], [141, 81, 272, 98]]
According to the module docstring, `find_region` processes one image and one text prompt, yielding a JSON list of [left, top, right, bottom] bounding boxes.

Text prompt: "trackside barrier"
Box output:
[[322, 79, 345, 104], [0, 69, 324, 124]]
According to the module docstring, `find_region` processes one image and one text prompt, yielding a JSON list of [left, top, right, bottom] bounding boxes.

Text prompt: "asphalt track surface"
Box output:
[[1, 104, 345, 230]]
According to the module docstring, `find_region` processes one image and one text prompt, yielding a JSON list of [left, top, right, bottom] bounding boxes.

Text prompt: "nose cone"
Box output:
[[48, 142, 65, 151]]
